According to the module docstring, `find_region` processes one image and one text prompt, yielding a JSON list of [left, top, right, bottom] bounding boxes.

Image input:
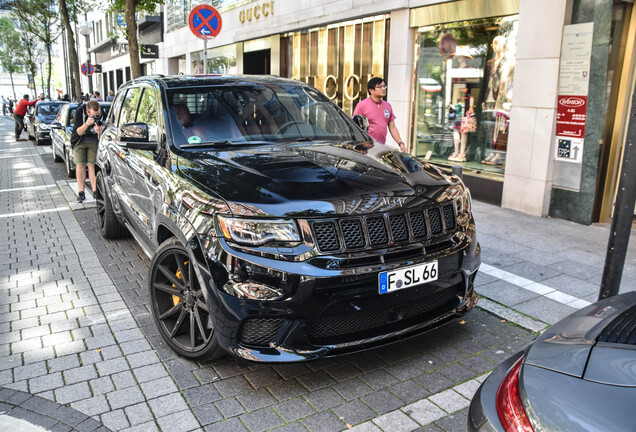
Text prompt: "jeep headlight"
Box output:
[[38, 123, 50, 131], [217, 216, 301, 246]]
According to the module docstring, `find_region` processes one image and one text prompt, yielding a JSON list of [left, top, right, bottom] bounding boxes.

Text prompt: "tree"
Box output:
[[7, 0, 62, 97], [110, 0, 162, 79], [0, 17, 23, 100], [58, 0, 83, 101]]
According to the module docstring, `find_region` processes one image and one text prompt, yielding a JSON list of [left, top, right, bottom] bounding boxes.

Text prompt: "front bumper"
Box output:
[[201, 229, 480, 362], [36, 129, 51, 142]]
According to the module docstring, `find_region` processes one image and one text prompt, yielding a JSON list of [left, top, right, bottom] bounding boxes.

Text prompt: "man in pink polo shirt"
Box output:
[[353, 77, 406, 151]]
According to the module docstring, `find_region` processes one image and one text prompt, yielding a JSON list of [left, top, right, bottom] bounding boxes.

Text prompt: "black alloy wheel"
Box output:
[[95, 171, 128, 239], [65, 148, 75, 178], [149, 238, 223, 361]]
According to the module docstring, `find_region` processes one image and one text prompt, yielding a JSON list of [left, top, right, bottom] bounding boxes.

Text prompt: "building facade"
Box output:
[[87, 0, 636, 225]]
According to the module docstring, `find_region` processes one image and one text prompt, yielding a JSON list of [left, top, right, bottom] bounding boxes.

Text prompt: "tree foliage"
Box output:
[[6, 0, 62, 97], [0, 16, 23, 99], [107, 0, 163, 79]]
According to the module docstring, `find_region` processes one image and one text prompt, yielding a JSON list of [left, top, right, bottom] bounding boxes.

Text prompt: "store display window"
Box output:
[[191, 44, 237, 75], [412, 16, 518, 177]]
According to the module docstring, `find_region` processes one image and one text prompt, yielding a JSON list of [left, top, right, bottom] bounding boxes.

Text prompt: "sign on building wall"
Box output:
[[554, 23, 594, 164]]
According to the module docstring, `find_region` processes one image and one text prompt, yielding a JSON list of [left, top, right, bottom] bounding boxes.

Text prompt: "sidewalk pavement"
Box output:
[[0, 115, 633, 431]]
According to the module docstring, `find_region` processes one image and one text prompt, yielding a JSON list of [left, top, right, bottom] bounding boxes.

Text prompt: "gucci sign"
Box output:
[[239, 1, 274, 24]]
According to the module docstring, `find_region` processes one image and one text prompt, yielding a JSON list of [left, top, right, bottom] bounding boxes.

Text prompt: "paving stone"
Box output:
[[124, 402, 155, 426], [126, 350, 161, 368], [156, 409, 201, 432], [29, 372, 63, 393], [107, 385, 146, 410], [332, 398, 377, 426], [112, 370, 137, 390], [274, 397, 316, 422], [333, 378, 374, 401], [55, 381, 92, 404], [267, 379, 308, 401], [360, 370, 400, 391], [428, 389, 470, 414], [414, 372, 454, 394], [388, 379, 431, 404], [214, 397, 246, 418], [240, 407, 285, 432], [268, 422, 308, 432], [71, 395, 111, 417], [192, 403, 224, 426], [214, 375, 253, 398], [14, 361, 48, 382], [101, 409, 131, 430], [297, 370, 337, 391], [182, 383, 222, 407], [63, 365, 98, 385], [236, 388, 277, 412], [89, 376, 115, 396], [402, 399, 446, 426], [140, 376, 179, 400], [204, 417, 248, 432], [301, 410, 346, 432], [244, 367, 282, 389], [193, 367, 220, 385], [372, 410, 419, 432], [54, 341, 86, 357], [433, 410, 468, 432], [99, 345, 124, 360], [303, 387, 345, 411], [362, 389, 405, 415], [133, 363, 168, 383], [96, 357, 130, 377], [148, 393, 189, 418]]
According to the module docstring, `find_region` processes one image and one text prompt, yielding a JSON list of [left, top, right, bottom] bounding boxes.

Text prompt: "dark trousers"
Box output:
[[13, 113, 24, 139]]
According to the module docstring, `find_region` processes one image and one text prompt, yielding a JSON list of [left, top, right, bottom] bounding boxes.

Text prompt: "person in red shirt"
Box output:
[[13, 93, 43, 141], [352, 77, 406, 151]]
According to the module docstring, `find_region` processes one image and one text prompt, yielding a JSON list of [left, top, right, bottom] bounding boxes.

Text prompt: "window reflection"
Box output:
[[413, 16, 518, 177]]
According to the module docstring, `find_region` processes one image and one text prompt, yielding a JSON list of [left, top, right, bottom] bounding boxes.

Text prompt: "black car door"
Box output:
[[102, 86, 160, 245]]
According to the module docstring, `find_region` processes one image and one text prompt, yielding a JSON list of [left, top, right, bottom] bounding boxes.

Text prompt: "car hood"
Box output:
[[524, 291, 636, 379], [176, 141, 455, 218], [36, 115, 57, 124]]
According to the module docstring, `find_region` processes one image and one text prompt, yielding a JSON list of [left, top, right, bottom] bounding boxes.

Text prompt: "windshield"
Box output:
[[167, 83, 368, 147], [36, 103, 65, 116]]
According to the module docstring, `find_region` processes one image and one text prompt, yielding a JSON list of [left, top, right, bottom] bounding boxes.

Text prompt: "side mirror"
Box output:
[[51, 122, 62, 130], [352, 115, 369, 133], [118, 122, 158, 150]]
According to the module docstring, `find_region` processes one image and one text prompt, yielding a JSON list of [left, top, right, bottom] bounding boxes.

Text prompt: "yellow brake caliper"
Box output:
[[172, 261, 189, 306]]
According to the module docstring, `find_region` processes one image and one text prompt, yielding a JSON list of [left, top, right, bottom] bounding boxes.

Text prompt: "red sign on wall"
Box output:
[[555, 95, 588, 139]]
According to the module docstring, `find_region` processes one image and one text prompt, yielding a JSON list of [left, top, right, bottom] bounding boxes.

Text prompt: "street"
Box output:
[[0, 115, 634, 432]]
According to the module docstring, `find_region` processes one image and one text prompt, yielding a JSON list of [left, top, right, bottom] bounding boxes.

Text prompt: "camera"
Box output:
[[91, 115, 103, 127]]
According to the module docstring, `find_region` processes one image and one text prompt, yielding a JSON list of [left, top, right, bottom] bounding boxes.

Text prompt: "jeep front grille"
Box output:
[[310, 203, 456, 253]]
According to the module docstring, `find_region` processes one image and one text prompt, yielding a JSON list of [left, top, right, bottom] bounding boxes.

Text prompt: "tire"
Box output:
[[35, 137, 42, 146], [53, 142, 63, 162], [65, 148, 75, 178], [149, 238, 224, 361], [95, 171, 128, 239]]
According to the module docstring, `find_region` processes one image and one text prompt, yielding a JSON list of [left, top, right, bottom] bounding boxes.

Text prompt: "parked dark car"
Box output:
[[51, 102, 110, 178], [95, 75, 480, 362], [468, 291, 636, 432], [26, 101, 67, 145]]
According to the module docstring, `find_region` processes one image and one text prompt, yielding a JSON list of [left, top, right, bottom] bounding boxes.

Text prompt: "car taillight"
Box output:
[[496, 356, 535, 432]]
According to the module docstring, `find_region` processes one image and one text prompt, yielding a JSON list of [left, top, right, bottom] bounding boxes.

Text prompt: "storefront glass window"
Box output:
[[281, 15, 389, 116], [191, 44, 237, 74], [412, 16, 518, 177]]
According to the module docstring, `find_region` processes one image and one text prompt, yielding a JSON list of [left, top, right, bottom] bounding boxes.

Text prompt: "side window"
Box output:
[[109, 90, 127, 126], [55, 106, 66, 124], [120, 87, 143, 125], [136, 87, 159, 141], [68, 107, 78, 127]]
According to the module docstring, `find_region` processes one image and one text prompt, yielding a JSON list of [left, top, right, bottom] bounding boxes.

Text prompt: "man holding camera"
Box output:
[[71, 100, 104, 203]]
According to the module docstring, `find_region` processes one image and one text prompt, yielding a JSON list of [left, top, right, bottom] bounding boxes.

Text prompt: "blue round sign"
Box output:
[[189, 5, 222, 40]]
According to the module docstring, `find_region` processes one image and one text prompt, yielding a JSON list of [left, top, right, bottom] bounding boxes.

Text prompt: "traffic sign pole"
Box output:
[[188, 4, 222, 75], [204, 39, 208, 74]]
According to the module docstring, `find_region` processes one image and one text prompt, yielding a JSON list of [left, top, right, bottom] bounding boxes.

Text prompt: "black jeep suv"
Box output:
[[96, 75, 480, 362]]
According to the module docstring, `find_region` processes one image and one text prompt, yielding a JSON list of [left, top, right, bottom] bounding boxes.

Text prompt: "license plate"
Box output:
[[378, 261, 438, 294]]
